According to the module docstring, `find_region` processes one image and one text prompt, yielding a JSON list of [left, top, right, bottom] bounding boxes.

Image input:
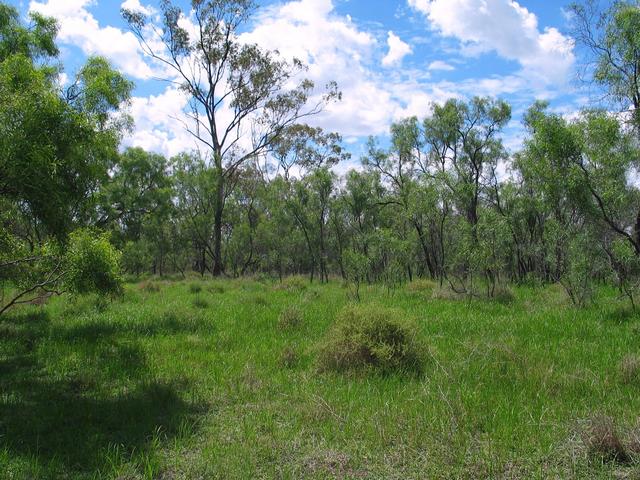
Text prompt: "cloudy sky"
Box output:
[[12, 0, 587, 165]]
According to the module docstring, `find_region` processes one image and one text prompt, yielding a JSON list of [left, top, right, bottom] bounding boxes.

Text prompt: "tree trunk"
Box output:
[[212, 168, 224, 277]]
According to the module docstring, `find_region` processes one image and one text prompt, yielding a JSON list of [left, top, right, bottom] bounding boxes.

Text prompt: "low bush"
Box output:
[[278, 306, 303, 330], [317, 304, 426, 376], [189, 283, 203, 294]]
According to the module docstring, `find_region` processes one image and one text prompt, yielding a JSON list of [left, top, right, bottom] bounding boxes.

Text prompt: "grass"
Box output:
[[1, 279, 640, 478]]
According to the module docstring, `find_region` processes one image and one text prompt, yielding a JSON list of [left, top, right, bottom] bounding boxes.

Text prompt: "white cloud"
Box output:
[[408, 0, 575, 84], [29, 0, 153, 79], [382, 31, 412, 67], [428, 60, 455, 71], [30, 0, 577, 158], [125, 87, 202, 159], [120, 0, 154, 16]]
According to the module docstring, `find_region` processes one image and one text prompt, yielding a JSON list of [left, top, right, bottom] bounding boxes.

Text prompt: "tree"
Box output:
[[569, 0, 640, 132], [97, 147, 173, 242], [272, 124, 349, 180], [423, 97, 511, 235], [123, 0, 339, 276], [1, 4, 132, 238], [0, 3, 132, 315], [420, 97, 510, 289]]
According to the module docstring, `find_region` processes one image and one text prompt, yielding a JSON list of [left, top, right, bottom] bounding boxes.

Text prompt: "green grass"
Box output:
[[1, 279, 640, 478]]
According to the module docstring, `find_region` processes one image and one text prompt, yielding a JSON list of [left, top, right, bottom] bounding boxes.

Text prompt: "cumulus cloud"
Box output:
[[408, 0, 575, 84], [125, 88, 200, 159], [243, 0, 409, 136], [29, 0, 153, 79], [428, 60, 455, 71], [382, 31, 412, 67], [120, 0, 154, 16], [27, 0, 578, 158]]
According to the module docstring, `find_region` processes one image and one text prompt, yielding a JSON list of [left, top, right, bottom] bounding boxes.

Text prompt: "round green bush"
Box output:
[[65, 229, 122, 297], [317, 304, 426, 376]]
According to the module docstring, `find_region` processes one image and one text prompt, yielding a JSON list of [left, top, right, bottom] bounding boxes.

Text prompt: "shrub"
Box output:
[[189, 283, 203, 294], [581, 415, 630, 464], [278, 306, 303, 330], [65, 229, 123, 297], [317, 304, 426, 376], [619, 354, 640, 385]]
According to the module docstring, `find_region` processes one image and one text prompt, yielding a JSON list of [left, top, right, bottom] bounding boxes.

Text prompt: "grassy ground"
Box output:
[[1, 277, 640, 479]]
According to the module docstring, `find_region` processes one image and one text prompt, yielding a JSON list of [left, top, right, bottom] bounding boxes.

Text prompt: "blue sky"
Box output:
[[11, 0, 590, 166]]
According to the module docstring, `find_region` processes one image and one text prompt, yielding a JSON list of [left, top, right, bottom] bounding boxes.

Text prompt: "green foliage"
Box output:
[[120, 241, 152, 275], [317, 304, 426, 375], [65, 229, 123, 297], [343, 249, 370, 301]]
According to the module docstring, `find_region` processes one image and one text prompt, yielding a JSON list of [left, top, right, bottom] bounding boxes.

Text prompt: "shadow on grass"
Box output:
[[0, 309, 206, 476], [54, 310, 214, 342], [605, 306, 640, 325]]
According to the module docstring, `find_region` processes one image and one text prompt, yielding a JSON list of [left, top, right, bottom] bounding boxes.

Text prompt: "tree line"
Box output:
[[1, 0, 640, 314]]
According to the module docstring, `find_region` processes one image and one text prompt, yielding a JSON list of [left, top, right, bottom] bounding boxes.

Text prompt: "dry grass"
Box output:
[[581, 415, 631, 464], [139, 281, 161, 293], [620, 355, 640, 385], [273, 275, 309, 292], [431, 286, 464, 301], [278, 306, 303, 330], [278, 346, 300, 368], [406, 278, 437, 294]]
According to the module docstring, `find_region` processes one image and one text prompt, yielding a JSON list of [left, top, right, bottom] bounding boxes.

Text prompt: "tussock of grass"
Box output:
[[251, 294, 269, 306], [492, 286, 516, 304], [273, 275, 308, 291], [188, 283, 203, 294], [278, 346, 299, 368], [139, 281, 161, 293], [619, 354, 640, 385], [431, 286, 463, 301], [582, 415, 630, 464], [278, 306, 303, 330], [406, 278, 437, 294], [207, 284, 225, 294], [317, 304, 426, 375], [192, 297, 209, 309]]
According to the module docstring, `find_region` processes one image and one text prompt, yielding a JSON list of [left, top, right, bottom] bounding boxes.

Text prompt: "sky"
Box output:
[[10, 0, 591, 168]]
